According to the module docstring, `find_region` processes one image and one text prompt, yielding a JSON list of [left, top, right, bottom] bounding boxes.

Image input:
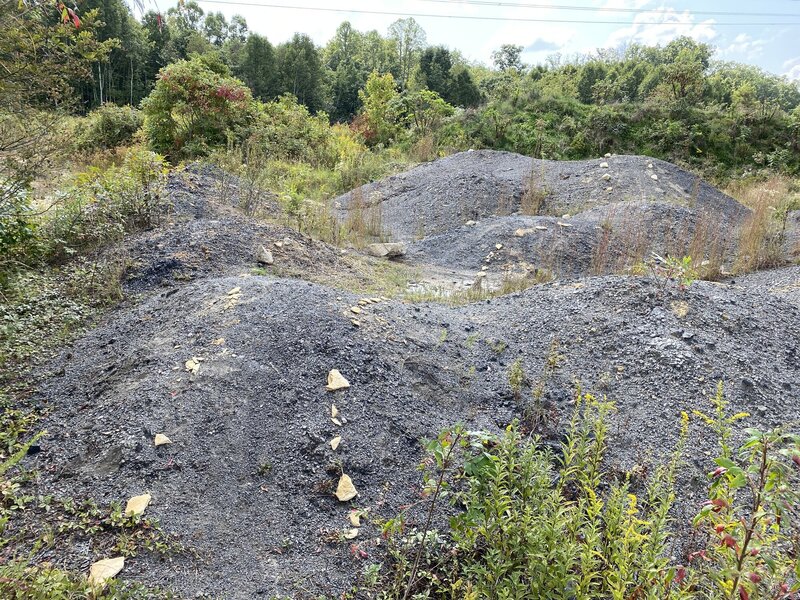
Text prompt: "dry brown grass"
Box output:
[[342, 186, 385, 248], [726, 176, 799, 272], [520, 162, 548, 216]]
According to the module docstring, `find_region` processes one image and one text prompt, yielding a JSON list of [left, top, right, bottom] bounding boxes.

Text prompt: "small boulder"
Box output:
[[600, 162, 609, 168], [365, 242, 406, 259], [256, 245, 274, 265]]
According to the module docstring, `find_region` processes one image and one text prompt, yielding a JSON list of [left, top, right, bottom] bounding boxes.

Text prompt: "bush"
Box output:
[[44, 148, 167, 261], [77, 104, 143, 152], [377, 387, 800, 599], [247, 95, 339, 168], [141, 58, 255, 161]]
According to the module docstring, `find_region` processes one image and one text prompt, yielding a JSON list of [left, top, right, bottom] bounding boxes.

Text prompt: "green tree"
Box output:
[[1, 0, 113, 266], [492, 44, 524, 72], [358, 29, 399, 77], [388, 17, 426, 89], [237, 34, 277, 101], [357, 71, 400, 145], [203, 12, 228, 46], [450, 68, 482, 107], [418, 46, 452, 97], [325, 22, 367, 121], [141, 57, 254, 159], [394, 89, 455, 137], [276, 34, 324, 111]]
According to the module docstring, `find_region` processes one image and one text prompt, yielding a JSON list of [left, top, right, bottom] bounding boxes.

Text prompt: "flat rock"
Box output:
[[365, 242, 406, 259]]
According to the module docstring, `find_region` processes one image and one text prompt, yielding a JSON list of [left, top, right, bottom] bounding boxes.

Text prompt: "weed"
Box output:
[[645, 253, 698, 295], [521, 160, 549, 216], [508, 358, 527, 400], [464, 333, 479, 349], [489, 339, 507, 354]]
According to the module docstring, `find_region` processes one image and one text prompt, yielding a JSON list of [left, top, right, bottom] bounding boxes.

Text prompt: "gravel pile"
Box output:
[[19, 156, 800, 597], [29, 273, 800, 597], [333, 150, 753, 279]]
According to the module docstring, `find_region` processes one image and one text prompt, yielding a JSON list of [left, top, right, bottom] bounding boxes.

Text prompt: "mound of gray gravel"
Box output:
[[18, 157, 800, 598], [333, 150, 755, 280], [406, 200, 740, 276], [29, 272, 800, 597], [333, 150, 750, 241]]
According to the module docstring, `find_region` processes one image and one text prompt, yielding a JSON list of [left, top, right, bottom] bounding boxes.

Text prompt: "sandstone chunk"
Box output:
[[365, 243, 406, 259]]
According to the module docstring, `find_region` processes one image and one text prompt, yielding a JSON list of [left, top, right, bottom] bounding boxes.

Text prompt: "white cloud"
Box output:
[[784, 57, 800, 80], [605, 8, 717, 49], [719, 33, 767, 58]]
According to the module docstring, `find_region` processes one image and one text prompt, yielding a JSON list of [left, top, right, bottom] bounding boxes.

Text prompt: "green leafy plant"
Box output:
[[375, 383, 799, 600], [141, 57, 255, 160], [646, 253, 698, 294], [77, 104, 144, 152]]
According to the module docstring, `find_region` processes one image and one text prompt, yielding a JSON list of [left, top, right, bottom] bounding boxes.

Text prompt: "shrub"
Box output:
[[44, 148, 167, 260], [376, 387, 800, 599], [141, 58, 255, 160], [247, 95, 338, 168], [77, 104, 143, 152]]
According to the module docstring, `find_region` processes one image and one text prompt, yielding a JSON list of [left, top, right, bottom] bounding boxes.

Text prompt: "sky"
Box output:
[[156, 0, 800, 79]]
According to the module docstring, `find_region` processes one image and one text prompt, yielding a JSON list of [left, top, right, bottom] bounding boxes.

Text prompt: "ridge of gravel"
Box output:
[[332, 150, 750, 242]]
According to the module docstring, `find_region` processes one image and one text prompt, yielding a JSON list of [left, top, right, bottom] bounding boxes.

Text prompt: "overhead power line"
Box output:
[[196, 0, 800, 25], [416, 0, 800, 19]]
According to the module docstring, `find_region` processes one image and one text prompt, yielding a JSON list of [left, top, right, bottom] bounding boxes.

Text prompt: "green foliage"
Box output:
[[0, 183, 35, 270], [44, 148, 167, 260], [376, 387, 799, 600], [275, 33, 325, 112], [249, 96, 338, 167], [77, 104, 144, 151], [644, 254, 699, 294], [141, 57, 254, 159], [358, 71, 401, 146], [236, 33, 278, 101]]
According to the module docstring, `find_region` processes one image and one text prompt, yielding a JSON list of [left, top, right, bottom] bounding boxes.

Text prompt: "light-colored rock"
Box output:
[[495, 243, 503, 250], [326, 369, 350, 391], [154, 434, 172, 447], [335, 474, 358, 501], [535, 225, 548, 231], [604, 153, 611, 158], [125, 493, 151, 516], [365, 242, 406, 259], [464, 220, 477, 226], [256, 245, 274, 265], [350, 306, 362, 314], [601, 173, 611, 181], [88, 557, 125, 588], [600, 162, 609, 168], [651, 174, 659, 181]]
